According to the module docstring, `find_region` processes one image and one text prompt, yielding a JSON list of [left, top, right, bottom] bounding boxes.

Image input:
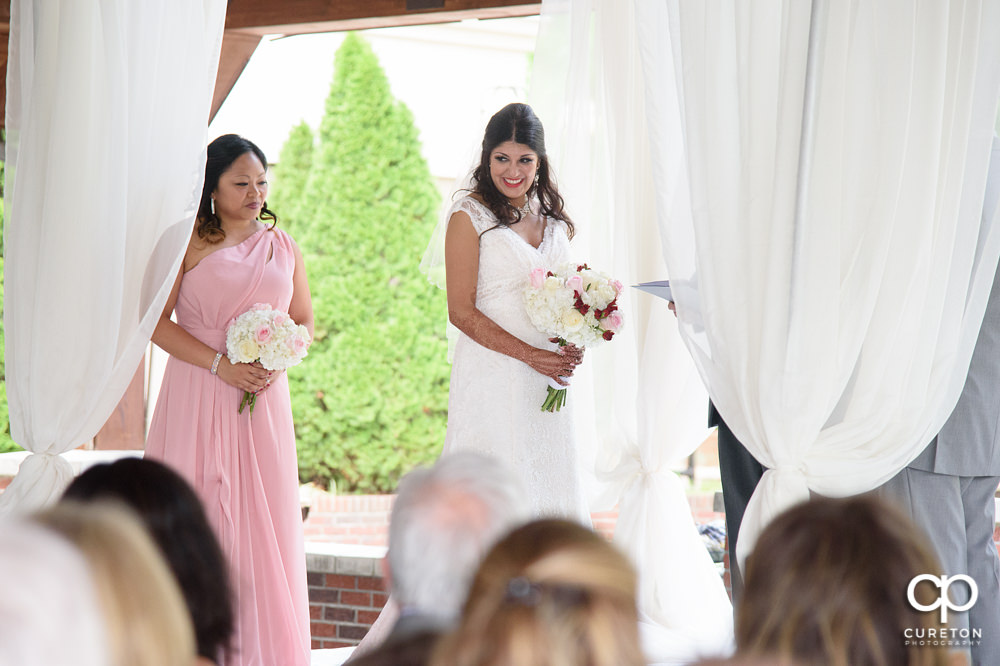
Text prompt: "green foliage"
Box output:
[[277, 33, 449, 493], [269, 121, 314, 235], [0, 242, 16, 454], [0, 158, 17, 453]]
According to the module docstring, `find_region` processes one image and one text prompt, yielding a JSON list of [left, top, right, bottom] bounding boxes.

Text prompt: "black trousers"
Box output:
[[710, 403, 765, 606]]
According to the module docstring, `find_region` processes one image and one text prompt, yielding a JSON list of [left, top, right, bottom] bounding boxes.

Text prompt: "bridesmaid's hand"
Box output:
[[216, 358, 271, 394], [255, 368, 285, 395]]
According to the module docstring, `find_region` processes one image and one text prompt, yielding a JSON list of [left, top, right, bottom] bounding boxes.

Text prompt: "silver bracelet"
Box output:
[[210, 352, 223, 375]]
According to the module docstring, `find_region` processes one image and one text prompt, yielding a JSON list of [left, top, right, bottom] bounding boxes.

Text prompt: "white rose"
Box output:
[[596, 284, 616, 303], [562, 309, 585, 331], [236, 339, 260, 362]]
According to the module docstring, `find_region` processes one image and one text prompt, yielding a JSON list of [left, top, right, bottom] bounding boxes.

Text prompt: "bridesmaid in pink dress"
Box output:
[[146, 134, 314, 666]]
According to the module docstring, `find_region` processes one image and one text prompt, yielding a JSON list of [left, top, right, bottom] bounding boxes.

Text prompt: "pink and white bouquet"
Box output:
[[524, 262, 624, 411], [226, 303, 311, 414]]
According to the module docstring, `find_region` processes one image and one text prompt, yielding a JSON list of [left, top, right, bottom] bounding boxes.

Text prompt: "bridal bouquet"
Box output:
[[226, 303, 311, 414], [524, 263, 624, 411]]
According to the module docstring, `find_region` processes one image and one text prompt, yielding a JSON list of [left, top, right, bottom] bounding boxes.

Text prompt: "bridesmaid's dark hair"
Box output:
[[197, 133, 278, 244], [470, 103, 574, 239], [62, 458, 235, 663]]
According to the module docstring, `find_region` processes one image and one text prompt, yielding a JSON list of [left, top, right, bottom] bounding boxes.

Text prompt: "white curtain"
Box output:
[[637, 0, 1000, 564], [0, 0, 227, 515], [532, 2, 734, 662]]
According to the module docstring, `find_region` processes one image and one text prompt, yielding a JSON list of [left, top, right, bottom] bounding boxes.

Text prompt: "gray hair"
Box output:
[[387, 452, 530, 620]]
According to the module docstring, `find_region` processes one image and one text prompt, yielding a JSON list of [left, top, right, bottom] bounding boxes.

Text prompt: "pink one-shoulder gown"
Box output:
[[146, 227, 310, 666]]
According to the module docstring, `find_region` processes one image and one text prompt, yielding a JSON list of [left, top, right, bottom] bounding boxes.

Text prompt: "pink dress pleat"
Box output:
[[146, 228, 310, 666]]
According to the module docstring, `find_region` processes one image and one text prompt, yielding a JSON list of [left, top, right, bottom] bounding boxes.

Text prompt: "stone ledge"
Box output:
[[0, 449, 144, 477], [305, 542, 387, 576]]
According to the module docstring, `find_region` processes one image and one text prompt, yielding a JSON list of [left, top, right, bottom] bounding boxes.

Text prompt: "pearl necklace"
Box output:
[[515, 198, 532, 217]]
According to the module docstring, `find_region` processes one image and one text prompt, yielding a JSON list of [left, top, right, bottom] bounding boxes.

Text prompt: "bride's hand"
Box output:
[[553, 339, 585, 366], [526, 342, 583, 386], [216, 358, 271, 394]]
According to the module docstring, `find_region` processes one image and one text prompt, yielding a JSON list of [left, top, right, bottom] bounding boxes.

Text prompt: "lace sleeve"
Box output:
[[453, 197, 498, 235]]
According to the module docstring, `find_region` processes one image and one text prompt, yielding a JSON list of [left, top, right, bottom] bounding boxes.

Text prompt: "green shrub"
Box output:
[[269, 120, 314, 235], [0, 167, 16, 454], [0, 254, 16, 453], [277, 33, 449, 493]]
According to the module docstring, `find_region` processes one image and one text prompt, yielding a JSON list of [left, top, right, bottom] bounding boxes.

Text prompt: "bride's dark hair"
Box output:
[[470, 103, 574, 239], [196, 134, 278, 244]]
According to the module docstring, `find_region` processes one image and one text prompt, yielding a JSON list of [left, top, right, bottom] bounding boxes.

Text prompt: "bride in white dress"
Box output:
[[349, 104, 592, 661], [442, 103, 590, 524]]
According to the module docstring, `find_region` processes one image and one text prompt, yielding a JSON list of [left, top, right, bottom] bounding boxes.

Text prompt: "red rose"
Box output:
[[603, 330, 615, 341]]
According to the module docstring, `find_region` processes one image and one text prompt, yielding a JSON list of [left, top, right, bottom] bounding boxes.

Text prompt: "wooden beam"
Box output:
[[224, 0, 540, 36], [93, 357, 146, 450], [210, 29, 263, 124], [0, 0, 8, 130], [0, 30, 7, 131]]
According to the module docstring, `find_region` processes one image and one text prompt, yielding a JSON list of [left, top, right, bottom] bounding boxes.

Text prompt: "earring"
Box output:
[[210, 198, 216, 215]]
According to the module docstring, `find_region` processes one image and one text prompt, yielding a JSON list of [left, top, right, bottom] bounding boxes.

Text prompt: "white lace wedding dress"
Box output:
[[443, 196, 590, 524]]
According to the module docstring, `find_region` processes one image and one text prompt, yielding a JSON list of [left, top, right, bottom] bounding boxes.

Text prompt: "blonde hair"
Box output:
[[736, 495, 953, 666], [35, 501, 196, 666], [432, 519, 645, 666], [0, 519, 111, 666]]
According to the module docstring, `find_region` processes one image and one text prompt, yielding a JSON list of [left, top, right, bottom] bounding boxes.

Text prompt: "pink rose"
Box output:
[[612, 279, 624, 295], [605, 312, 624, 332], [255, 325, 273, 343], [567, 275, 584, 293], [252, 303, 270, 311], [530, 268, 546, 289], [287, 335, 308, 355], [272, 313, 289, 326]]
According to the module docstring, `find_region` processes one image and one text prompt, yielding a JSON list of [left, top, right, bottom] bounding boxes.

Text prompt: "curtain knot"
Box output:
[[771, 464, 808, 478]]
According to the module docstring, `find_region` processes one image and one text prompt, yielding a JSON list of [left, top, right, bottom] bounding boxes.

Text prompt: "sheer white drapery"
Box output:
[[532, 1, 733, 661], [637, 1, 1000, 563], [0, 0, 227, 514]]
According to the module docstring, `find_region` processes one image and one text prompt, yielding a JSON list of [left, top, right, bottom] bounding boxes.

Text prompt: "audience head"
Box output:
[[63, 457, 234, 663], [34, 501, 196, 666], [387, 452, 531, 622], [691, 658, 801, 666], [0, 518, 111, 666], [737, 495, 954, 666], [432, 518, 645, 666]]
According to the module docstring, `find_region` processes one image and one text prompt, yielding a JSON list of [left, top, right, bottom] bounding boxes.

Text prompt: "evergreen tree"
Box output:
[[0, 161, 15, 452], [288, 33, 448, 492], [0, 254, 13, 454], [269, 120, 314, 234]]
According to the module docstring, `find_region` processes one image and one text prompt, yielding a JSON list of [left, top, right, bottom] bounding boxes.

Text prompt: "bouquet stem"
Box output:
[[239, 391, 257, 415], [541, 385, 567, 412], [541, 337, 569, 412]]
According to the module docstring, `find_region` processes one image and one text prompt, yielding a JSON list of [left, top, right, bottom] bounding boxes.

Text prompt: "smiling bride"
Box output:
[[440, 103, 590, 524]]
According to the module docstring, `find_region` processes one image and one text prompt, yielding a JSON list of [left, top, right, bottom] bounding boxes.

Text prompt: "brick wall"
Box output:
[[306, 545, 388, 649]]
